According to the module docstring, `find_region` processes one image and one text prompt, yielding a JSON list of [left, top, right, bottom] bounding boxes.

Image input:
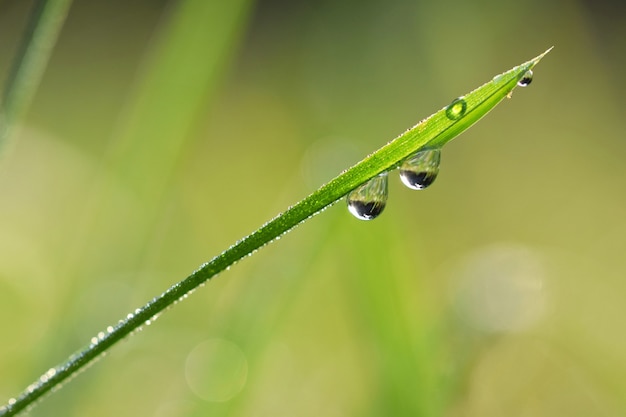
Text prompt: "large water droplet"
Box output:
[[399, 148, 441, 190], [518, 69, 533, 87], [446, 97, 467, 120], [346, 173, 388, 220]]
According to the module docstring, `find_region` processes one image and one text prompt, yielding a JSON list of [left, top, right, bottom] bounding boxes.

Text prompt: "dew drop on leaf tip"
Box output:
[[445, 97, 467, 120], [517, 69, 533, 87], [399, 148, 441, 190], [346, 173, 388, 220]]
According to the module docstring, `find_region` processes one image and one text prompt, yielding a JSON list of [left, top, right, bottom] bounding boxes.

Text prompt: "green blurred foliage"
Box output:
[[1, 0, 625, 416]]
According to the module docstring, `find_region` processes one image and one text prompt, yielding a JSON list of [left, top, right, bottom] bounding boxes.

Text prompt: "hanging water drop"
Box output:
[[399, 148, 441, 190], [346, 173, 388, 220], [518, 69, 533, 87], [445, 97, 467, 120]]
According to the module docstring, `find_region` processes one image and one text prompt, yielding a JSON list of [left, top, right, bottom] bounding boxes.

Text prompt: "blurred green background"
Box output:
[[1, 0, 625, 416]]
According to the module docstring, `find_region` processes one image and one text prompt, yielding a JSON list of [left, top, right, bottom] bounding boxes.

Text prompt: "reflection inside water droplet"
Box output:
[[518, 70, 533, 87], [399, 148, 441, 190], [346, 172, 388, 220], [445, 97, 467, 120]]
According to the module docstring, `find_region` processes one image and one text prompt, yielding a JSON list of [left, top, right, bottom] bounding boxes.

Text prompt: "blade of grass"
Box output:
[[0, 0, 73, 157], [0, 48, 551, 416], [64, 0, 255, 278], [106, 0, 254, 205]]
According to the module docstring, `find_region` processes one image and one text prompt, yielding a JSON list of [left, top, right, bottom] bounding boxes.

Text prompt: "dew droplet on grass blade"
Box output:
[[518, 69, 533, 87], [399, 148, 441, 190], [445, 97, 467, 120], [346, 172, 388, 220]]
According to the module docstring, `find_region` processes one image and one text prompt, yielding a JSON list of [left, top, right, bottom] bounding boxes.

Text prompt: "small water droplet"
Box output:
[[518, 69, 533, 87], [446, 97, 467, 120], [399, 148, 441, 190], [346, 173, 388, 220]]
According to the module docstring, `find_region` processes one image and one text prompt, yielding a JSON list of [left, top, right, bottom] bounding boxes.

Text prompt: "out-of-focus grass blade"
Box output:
[[107, 0, 254, 205], [65, 0, 255, 283], [0, 0, 73, 157]]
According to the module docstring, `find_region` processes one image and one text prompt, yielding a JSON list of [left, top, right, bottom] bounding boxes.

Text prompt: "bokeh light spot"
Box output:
[[184, 338, 248, 402], [450, 244, 547, 333]]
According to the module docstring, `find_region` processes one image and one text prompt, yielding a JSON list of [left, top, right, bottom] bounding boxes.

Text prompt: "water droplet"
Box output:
[[518, 69, 533, 87], [399, 148, 441, 190], [446, 97, 467, 120], [346, 173, 388, 220]]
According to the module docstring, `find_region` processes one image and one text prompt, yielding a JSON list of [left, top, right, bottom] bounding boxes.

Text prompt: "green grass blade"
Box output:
[[0, 48, 551, 416], [0, 0, 73, 157], [107, 0, 254, 205], [62, 0, 255, 283]]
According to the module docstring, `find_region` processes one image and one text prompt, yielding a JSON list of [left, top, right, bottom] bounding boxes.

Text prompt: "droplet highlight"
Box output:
[[399, 148, 441, 190], [445, 97, 467, 120], [518, 70, 533, 87], [346, 173, 388, 220]]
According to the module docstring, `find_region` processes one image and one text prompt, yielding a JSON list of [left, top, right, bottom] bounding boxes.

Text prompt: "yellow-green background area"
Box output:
[[1, 0, 625, 416]]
